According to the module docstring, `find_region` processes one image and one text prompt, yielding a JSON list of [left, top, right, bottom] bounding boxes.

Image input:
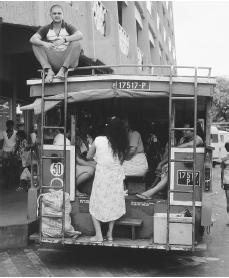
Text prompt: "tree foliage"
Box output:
[[212, 77, 229, 122]]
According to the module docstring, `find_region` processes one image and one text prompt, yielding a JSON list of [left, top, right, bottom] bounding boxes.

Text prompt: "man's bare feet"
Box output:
[[55, 67, 67, 80], [45, 69, 55, 83]]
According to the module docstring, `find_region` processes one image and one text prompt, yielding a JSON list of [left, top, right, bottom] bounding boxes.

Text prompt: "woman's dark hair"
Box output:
[[105, 117, 129, 163]]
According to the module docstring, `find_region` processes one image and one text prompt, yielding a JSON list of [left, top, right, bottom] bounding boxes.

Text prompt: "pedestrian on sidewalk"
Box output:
[[1, 120, 17, 189], [30, 4, 83, 83], [221, 142, 229, 225]]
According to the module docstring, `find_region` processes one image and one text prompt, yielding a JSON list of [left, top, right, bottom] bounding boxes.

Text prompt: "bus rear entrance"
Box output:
[[26, 66, 216, 251]]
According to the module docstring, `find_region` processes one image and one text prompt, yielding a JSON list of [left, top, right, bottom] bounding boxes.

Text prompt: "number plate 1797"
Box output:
[[177, 170, 200, 186]]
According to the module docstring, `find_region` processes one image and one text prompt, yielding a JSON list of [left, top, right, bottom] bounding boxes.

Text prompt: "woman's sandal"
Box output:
[[136, 193, 152, 200]]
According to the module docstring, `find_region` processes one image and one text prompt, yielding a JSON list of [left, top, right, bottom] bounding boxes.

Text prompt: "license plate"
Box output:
[[177, 170, 200, 186], [113, 80, 150, 90]]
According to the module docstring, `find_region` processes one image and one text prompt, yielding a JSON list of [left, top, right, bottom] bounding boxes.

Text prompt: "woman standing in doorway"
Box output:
[[87, 117, 129, 242]]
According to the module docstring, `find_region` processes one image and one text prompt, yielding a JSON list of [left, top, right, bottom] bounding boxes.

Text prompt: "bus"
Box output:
[[25, 65, 216, 251]]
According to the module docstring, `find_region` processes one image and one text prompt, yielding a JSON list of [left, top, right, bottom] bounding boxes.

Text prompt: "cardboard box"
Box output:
[[154, 213, 192, 245]]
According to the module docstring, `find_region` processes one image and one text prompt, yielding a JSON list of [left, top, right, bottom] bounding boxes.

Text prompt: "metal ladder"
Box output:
[[39, 70, 69, 244], [167, 66, 198, 251]]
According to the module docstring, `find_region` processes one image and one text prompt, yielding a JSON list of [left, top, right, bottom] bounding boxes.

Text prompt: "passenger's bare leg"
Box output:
[[107, 221, 115, 241], [146, 176, 160, 190], [77, 172, 92, 186], [76, 167, 94, 196], [140, 175, 168, 198], [90, 215, 103, 242]]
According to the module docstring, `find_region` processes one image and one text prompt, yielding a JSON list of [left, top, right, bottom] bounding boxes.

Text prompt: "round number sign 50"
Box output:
[[50, 162, 64, 177]]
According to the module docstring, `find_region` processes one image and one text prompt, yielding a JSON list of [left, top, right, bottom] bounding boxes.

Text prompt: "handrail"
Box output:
[[73, 64, 212, 78]]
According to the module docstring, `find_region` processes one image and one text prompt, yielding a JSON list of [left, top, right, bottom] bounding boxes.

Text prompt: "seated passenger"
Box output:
[[53, 129, 71, 145], [75, 124, 96, 197], [144, 123, 163, 186], [122, 119, 148, 177], [75, 155, 96, 197], [136, 122, 204, 200]]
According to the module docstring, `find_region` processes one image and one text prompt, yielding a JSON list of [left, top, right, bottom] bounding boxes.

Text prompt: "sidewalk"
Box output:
[[0, 188, 29, 226]]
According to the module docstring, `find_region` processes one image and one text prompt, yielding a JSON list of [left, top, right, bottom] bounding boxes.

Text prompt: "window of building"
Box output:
[[166, 1, 169, 10], [162, 3, 166, 16], [117, 1, 123, 26], [119, 24, 129, 56], [168, 37, 172, 52], [159, 44, 163, 64], [166, 55, 169, 65], [169, 6, 173, 22], [146, 1, 152, 14], [137, 47, 144, 70], [148, 29, 155, 47], [156, 12, 160, 30], [136, 21, 142, 44], [135, 5, 143, 29], [93, 1, 108, 36], [167, 19, 170, 29], [159, 46, 162, 58], [172, 48, 176, 61], [163, 27, 166, 42]]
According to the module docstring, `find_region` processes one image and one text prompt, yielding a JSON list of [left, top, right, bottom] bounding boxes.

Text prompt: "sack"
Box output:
[[42, 215, 81, 238], [20, 167, 31, 181], [40, 190, 81, 238], [42, 190, 71, 213]]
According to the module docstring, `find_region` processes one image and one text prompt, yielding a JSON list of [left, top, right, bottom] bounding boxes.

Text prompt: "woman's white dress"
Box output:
[[89, 136, 126, 222]]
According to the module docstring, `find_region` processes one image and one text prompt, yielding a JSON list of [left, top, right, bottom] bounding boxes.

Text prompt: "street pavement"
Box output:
[[0, 166, 229, 277]]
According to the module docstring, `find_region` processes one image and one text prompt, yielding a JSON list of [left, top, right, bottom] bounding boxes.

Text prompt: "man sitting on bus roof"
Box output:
[[30, 4, 83, 83]]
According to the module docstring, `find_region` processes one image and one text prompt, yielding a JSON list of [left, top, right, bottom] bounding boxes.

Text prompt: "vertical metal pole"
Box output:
[[39, 70, 45, 242], [192, 67, 198, 251], [166, 65, 173, 251], [62, 70, 68, 244]]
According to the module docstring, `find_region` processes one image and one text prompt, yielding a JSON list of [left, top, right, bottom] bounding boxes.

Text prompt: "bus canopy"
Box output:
[[21, 88, 168, 114]]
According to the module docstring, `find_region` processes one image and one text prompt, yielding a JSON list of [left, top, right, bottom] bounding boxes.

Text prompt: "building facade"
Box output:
[[0, 1, 176, 137]]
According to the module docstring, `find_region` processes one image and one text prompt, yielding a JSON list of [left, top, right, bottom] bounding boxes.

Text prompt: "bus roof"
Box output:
[[27, 74, 216, 98]]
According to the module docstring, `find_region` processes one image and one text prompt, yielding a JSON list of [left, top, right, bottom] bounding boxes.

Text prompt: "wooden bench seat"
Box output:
[[116, 218, 143, 240], [125, 176, 146, 195]]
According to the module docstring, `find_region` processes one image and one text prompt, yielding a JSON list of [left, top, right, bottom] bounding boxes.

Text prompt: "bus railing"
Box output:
[[72, 64, 212, 78]]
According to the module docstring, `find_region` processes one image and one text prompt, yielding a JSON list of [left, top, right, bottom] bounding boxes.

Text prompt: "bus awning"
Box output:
[[21, 88, 168, 114]]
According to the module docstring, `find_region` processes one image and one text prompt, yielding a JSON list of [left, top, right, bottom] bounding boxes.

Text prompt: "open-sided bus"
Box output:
[[25, 65, 216, 252]]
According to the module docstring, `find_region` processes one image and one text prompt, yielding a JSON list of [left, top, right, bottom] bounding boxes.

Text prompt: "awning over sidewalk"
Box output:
[[21, 89, 168, 115]]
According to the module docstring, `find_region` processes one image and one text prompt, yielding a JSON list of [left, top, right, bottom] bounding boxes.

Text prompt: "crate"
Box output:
[[153, 213, 192, 245]]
